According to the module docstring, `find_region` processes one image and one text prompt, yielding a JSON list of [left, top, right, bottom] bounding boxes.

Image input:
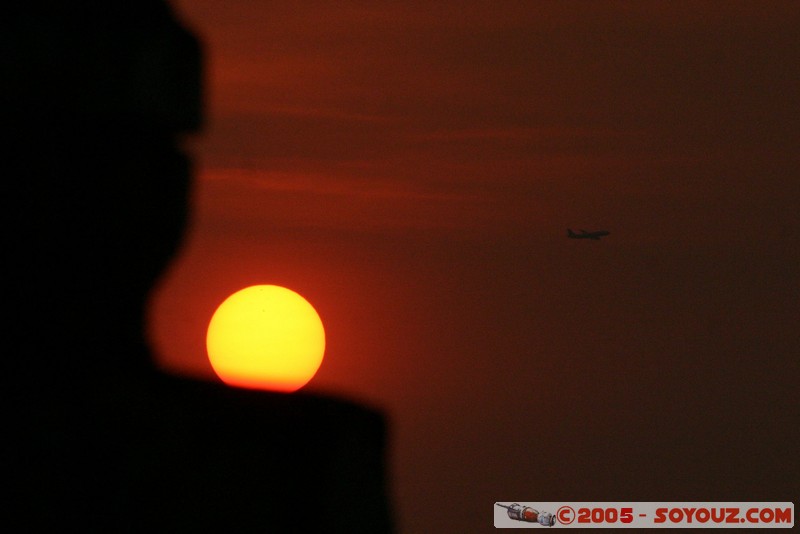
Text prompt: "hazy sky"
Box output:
[[150, 2, 798, 531]]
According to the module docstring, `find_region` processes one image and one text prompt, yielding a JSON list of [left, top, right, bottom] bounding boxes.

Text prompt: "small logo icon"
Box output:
[[496, 503, 556, 527]]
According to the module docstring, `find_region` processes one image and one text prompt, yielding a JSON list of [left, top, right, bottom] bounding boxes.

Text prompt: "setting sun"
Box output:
[[206, 285, 325, 392]]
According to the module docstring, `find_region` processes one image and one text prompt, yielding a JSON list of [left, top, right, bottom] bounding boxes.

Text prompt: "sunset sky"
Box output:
[[149, 2, 798, 531]]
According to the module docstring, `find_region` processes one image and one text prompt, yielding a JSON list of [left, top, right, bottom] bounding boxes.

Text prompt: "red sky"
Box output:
[[149, 2, 798, 531]]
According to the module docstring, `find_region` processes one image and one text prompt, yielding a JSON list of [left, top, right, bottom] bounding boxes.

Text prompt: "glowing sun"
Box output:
[[206, 285, 325, 392]]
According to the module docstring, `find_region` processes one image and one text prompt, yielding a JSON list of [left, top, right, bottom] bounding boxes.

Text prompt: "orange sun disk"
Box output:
[[206, 285, 325, 392]]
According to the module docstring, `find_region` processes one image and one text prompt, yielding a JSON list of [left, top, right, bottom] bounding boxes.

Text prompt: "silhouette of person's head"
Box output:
[[6, 1, 201, 385], [6, 6, 393, 531], [6, 3, 202, 524]]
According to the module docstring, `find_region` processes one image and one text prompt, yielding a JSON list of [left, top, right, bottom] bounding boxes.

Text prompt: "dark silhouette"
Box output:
[[567, 229, 610, 240], [6, 3, 392, 531]]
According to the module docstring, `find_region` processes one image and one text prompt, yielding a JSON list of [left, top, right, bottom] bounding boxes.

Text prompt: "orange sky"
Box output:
[[150, 2, 798, 531]]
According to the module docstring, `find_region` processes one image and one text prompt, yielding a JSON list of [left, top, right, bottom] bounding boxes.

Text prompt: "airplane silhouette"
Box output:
[[568, 228, 610, 240]]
